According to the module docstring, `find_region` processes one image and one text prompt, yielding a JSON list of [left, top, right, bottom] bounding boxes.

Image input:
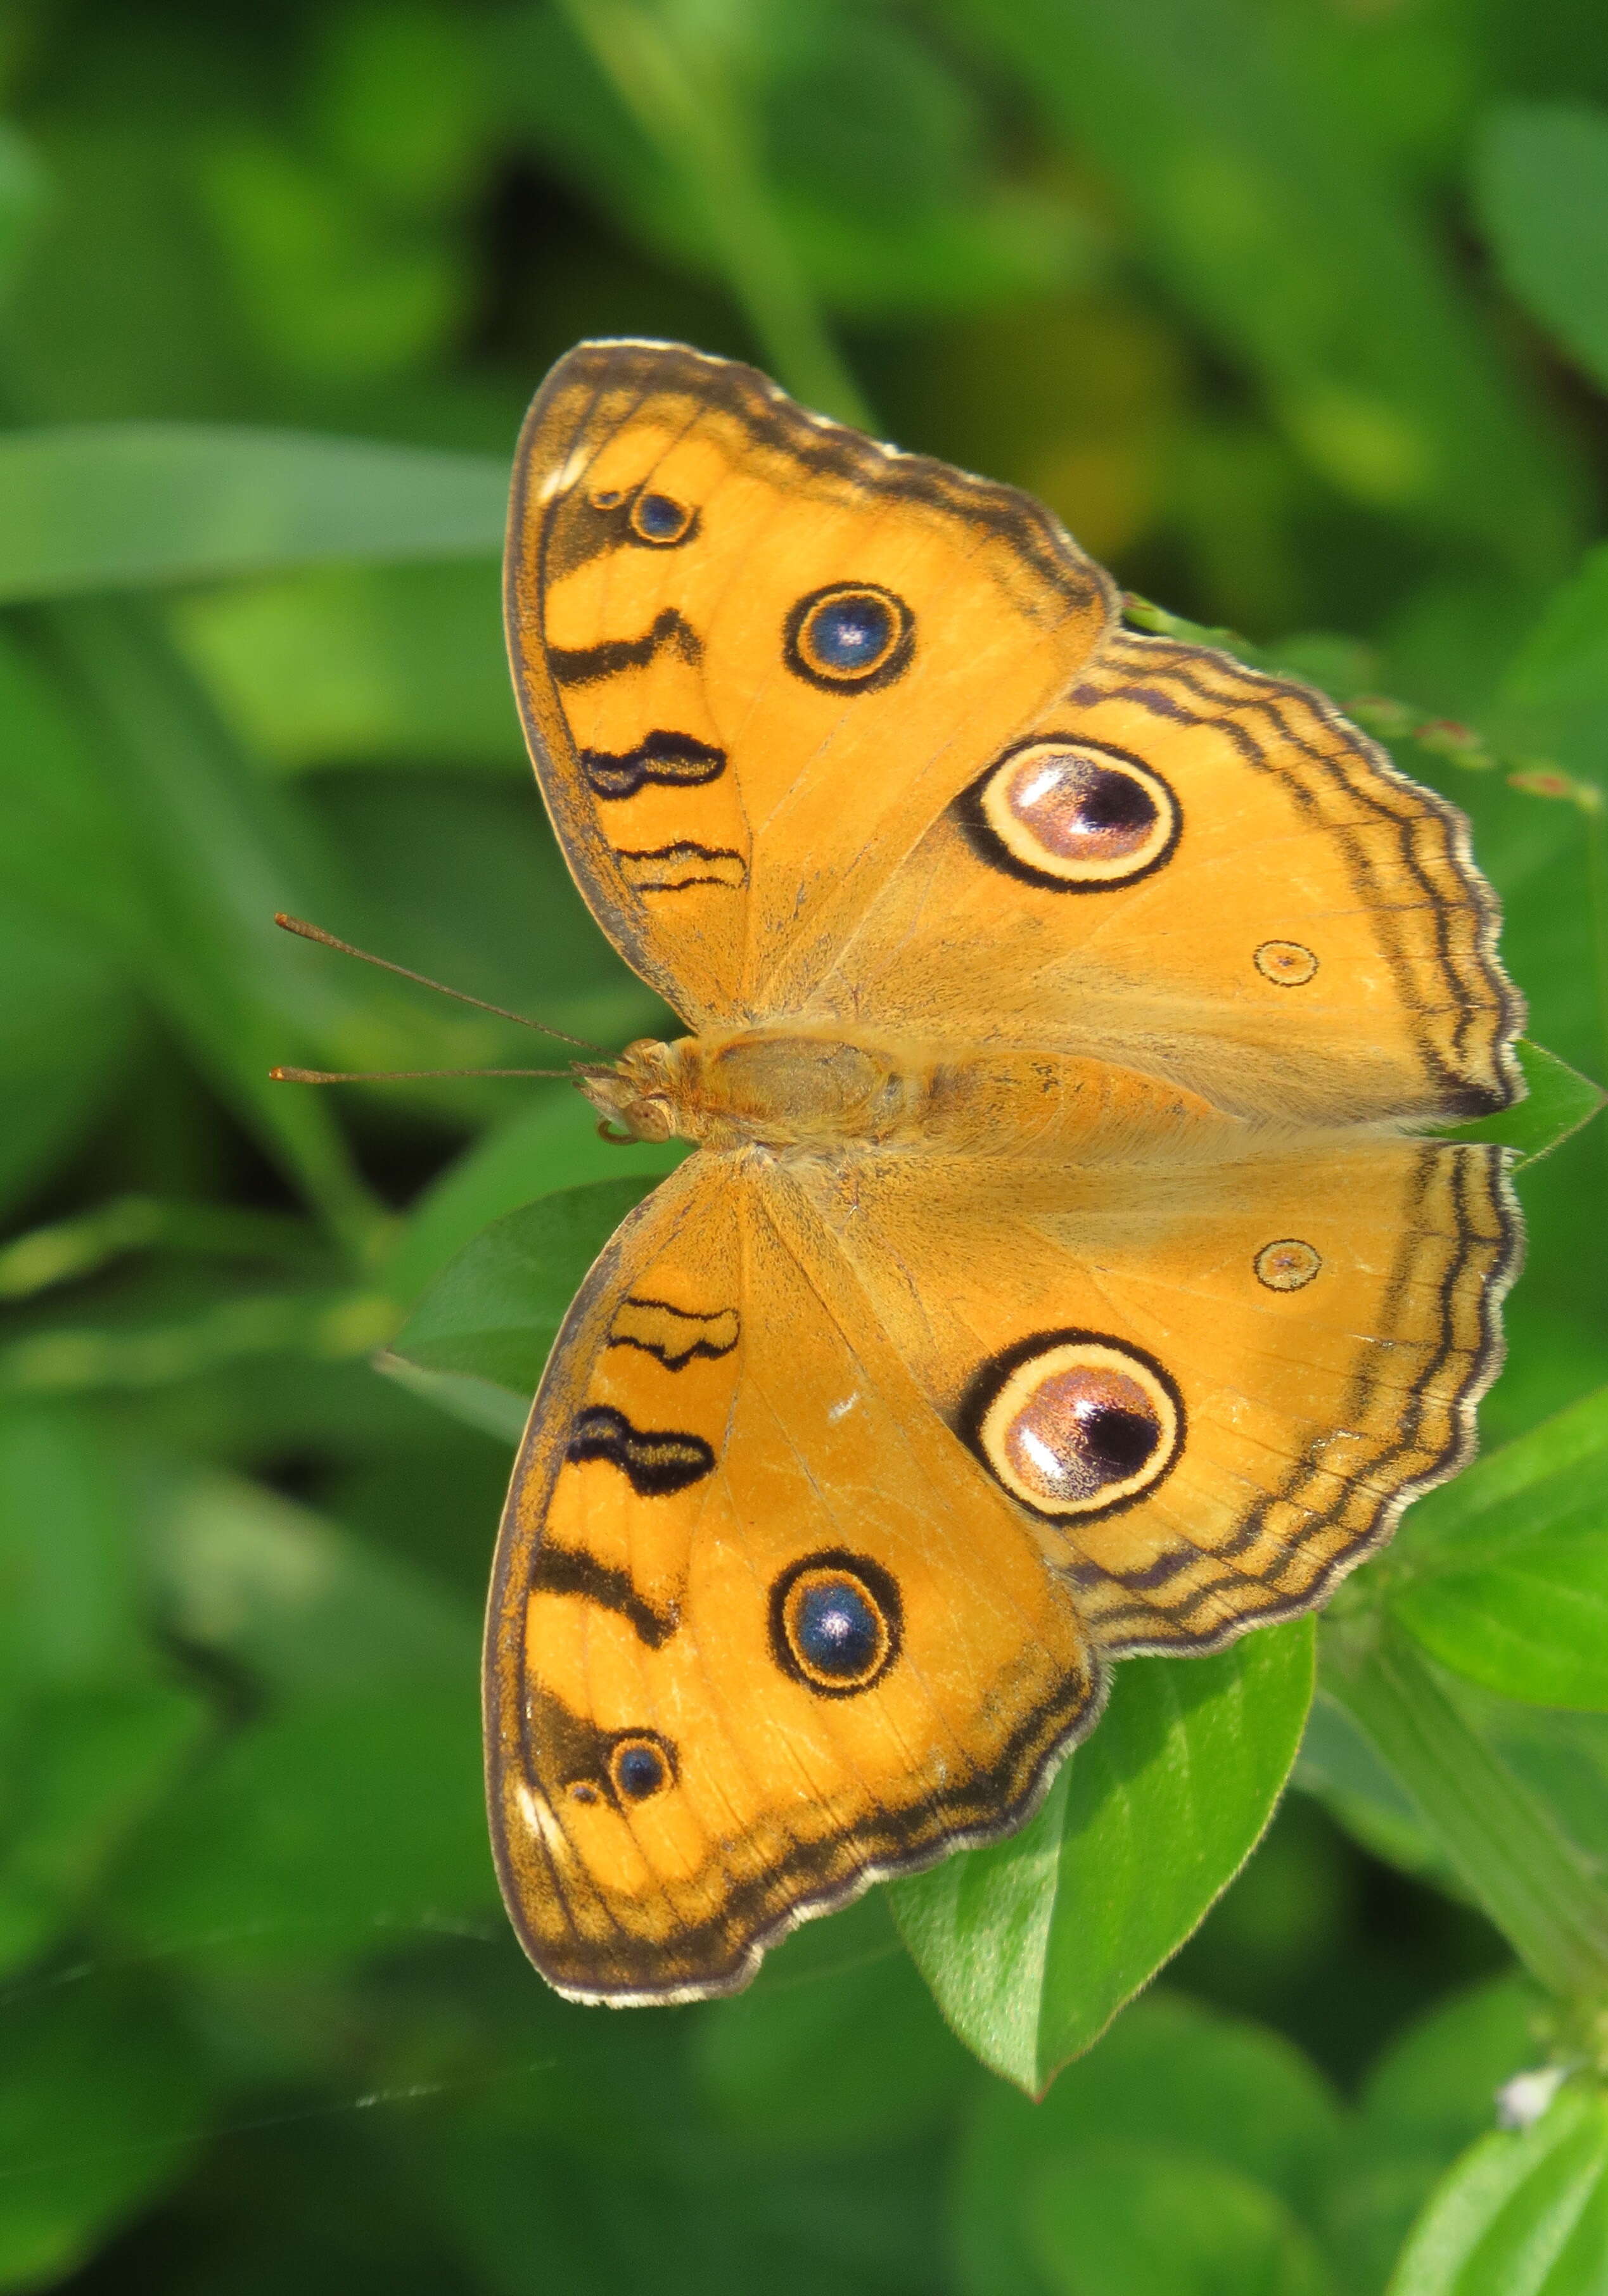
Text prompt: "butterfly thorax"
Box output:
[[578, 1030, 1246, 1161]]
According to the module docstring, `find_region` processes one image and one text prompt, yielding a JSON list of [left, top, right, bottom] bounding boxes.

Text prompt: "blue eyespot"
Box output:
[[796, 1581, 879, 1675], [811, 599, 890, 668], [770, 1552, 902, 1695], [609, 1735, 672, 1801], [785, 584, 914, 691], [630, 491, 694, 544]]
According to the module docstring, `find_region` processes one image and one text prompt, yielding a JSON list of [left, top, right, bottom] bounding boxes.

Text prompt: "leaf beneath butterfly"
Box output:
[[1445, 1039, 1604, 1168], [890, 1618, 1315, 2096], [385, 1177, 663, 1429]]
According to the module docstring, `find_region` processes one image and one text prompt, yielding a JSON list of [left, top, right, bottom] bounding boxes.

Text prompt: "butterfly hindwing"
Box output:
[[787, 1132, 1519, 1655], [487, 1156, 1100, 2004]]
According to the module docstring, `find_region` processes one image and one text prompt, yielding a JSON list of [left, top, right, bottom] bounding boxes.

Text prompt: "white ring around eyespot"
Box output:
[[976, 1339, 1182, 1517], [976, 743, 1179, 887]]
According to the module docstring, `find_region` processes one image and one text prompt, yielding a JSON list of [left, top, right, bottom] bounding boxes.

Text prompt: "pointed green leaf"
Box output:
[[891, 1620, 1313, 2093], [389, 1177, 661, 1400], [1448, 1042, 1604, 1168]]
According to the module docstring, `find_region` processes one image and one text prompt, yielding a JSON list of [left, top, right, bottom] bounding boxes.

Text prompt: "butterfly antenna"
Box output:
[[271, 1066, 576, 1084], [272, 913, 611, 1054]]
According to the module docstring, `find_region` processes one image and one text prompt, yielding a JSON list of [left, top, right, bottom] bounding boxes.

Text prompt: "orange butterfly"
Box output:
[[485, 341, 1522, 2003]]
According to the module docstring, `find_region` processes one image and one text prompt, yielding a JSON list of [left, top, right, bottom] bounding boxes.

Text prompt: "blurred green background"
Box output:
[[3, 1, 1608, 2290]]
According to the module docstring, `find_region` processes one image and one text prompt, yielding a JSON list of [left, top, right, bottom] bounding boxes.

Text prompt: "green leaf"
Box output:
[[1476, 105, 1608, 394], [1386, 1387, 1608, 1707], [1448, 1041, 1605, 1168], [383, 1090, 686, 1308], [388, 1176, 663, 1397], [1388, 2083, 1608, 2296], [891, 1620, 1314, 2094], [951, 1992, 1343, 2296], [0, 1974, 210, 2290], [0, 425, 504, 601], [1030, 2143, 1336, 2296]]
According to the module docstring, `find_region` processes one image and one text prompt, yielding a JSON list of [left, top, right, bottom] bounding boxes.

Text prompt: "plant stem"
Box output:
[[559, 0, 874, 429], [1324, 1616, 1608, 2006]]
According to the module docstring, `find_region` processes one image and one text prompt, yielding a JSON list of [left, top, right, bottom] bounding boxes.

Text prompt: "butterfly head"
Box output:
[[575, 1038, 687, 1143]]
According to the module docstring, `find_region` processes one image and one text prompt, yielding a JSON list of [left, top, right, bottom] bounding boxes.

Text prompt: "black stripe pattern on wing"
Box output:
[[582, 732, 727, 800], [531, 1542, 679, 1647], [608, 1297, 741, 1368], [549, 608, 702, 689], [566, 1403, 715, 1496]]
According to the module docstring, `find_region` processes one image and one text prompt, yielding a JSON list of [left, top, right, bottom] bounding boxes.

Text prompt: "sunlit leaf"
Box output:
[[892, 1621, 1314, 2093]]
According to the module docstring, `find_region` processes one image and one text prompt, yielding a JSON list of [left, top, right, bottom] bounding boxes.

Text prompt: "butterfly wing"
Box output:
[[786, 1133, 1520, 1655], [486, 1153, 1100, 2003], [504, 339, 1113, 1027], [509, 345, 1518, 1123], [800, 627, 1522, 1126]]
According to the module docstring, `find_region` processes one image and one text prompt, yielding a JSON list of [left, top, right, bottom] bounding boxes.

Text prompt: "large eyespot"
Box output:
[[1255, 1239, 1322, 1292], [959, 739, 1179, 891], [770, 1551, 902, 1697], [607, 1733, 675, 1803], [784, 584, 914, 692], [962, 1332, 1184, 1519], [630, 490, 696, 546]]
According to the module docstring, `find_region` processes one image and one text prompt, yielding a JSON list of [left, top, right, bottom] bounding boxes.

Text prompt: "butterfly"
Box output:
[[485, 339, 1523, 2005]]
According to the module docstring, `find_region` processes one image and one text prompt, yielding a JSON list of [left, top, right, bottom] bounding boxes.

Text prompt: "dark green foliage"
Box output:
[[2, 3, 1607, 2288]]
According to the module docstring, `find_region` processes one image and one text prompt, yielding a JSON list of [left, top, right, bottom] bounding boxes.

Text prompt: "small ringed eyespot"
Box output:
[[964, 1333, 1184, 1519], [568, 1780, 601, 1806], [630, 491, 696, 545], [608, 1735, 673, 1803], [770, 1552, 902, 1696], [1254, 940, 1318, 986], [590, 487, 626, 510], [783, 583, 915, 692], [961, 741, 1180, 891], [1255, 1239, 1322, 1292]]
